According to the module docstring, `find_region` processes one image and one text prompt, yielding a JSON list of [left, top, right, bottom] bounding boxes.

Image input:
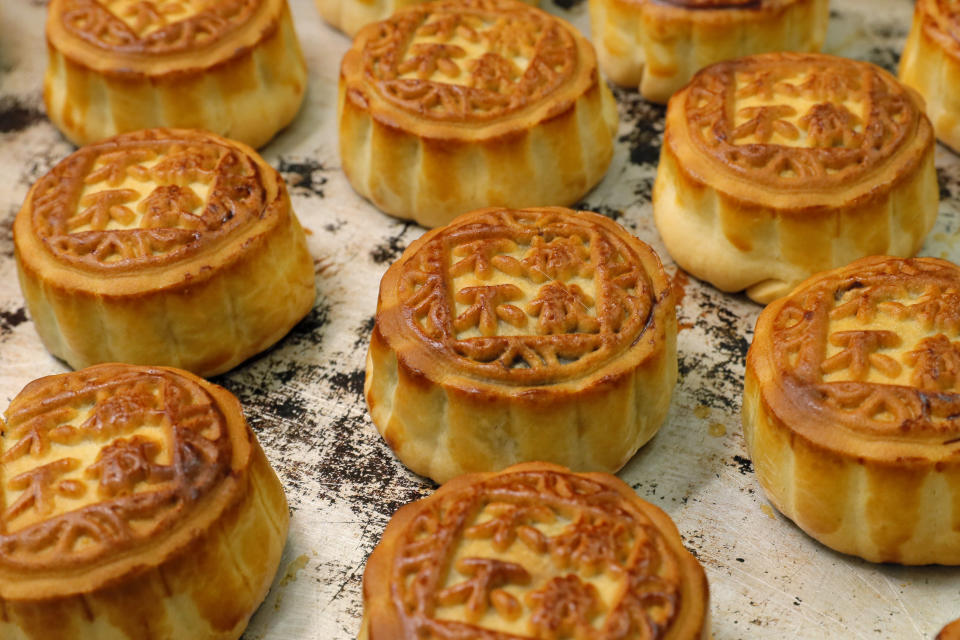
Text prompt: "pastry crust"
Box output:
[[0, 363, 289, 639], [940, 618, 960, 640], [899, 0, 960, 153], [366, 206, 677, 484], [743, 256, 960, 564], [654, 52, 938, 304], [44, 0, 307, 148], [14, 128, 316, 378], [338, 0, 617, 228], [315, 0, 538, 38], [588, 0, 828, 102], [360, 462, 709, 640]]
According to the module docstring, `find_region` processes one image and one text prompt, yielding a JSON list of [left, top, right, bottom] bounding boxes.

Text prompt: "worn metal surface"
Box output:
[[1, 0, 959, 637]]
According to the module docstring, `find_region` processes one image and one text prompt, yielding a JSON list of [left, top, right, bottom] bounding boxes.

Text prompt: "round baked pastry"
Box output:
[[588, 0, 828, 102], [338, 0, 617, 228], [366, 206, 677, 484], [315, 0, 538, 38], [899, 0, 960, 153], [44, 0, 307, 148], [654, 52, 938, 305], [0, 363, 289, 639], [14, 128, 316, 378], [940, 619, 960, 640], [744, 256, 960, 564], [360, 462, 709, 640]]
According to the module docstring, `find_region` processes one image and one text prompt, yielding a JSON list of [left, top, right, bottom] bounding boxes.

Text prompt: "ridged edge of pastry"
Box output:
[[44, 4, 306, 148], [652, 128, 939, 304], [588, 0, 828, 101]]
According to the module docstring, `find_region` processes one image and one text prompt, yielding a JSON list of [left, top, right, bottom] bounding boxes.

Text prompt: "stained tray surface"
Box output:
[[1, 0, 959, 637]]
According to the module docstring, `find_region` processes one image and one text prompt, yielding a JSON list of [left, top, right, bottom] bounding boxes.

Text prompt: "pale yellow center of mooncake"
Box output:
[[731, 71, 867, 148], [448, 236, 601, 340], [821, 286, 960, 391], [432, 502, 628, 636], [100, 0, 208, 36], [1, 389, 174, 536], [396, 15, 539, 88]]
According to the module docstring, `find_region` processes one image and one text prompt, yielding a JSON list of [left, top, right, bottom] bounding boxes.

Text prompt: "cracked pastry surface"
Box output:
[[900, 0, 960, 153], [588, 0, 828, 102], [14, 128, 316, 377], [338, 0, 617, 228], [743, 256, 960, 564], [360, 462, 709, 640], [653, 52, 938, 305], [0, 363, 289, 640], [44, 0, 307, 147], [366, 206, 676, 484]]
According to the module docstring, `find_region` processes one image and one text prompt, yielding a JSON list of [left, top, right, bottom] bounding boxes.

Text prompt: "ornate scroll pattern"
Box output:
[[684, 53, 921, 188], [361, 0, 577, 122], [0, 365, 231, 571], [29, 129, 266, 272], [59, 0, 259, 55], [390, 469, 683, 639], [396, 208, 655, 385], [922, 0, 960, 58], [769, 258, 960, 440]]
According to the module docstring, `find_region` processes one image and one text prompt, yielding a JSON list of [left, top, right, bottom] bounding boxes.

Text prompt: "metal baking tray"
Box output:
[[0, 0, 957, 637]]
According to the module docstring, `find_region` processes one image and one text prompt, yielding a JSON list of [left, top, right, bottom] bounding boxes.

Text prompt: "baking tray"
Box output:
[[1, 0, 958, 637]]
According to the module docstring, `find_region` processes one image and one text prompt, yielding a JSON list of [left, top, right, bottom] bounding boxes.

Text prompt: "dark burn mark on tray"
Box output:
[[0, 96, 45, 134], [677, 284, 756, 413], [634, 176, 655, 202], [286, 299, 333, 344], [354, 315, 376, 350], [0, 207, 17, 259], [574, 203, 623, 221], [732, 455, 754, 474], [552, 0, 585, 9], [327, 368, 366, 398], [613, 87, 667, 167], [937, 166, 954, 201], [276, 157, 328, 198], [0, 307, 28, 336], [371, 221, 416, 264], [296, 411, 432, 519], [864, 47, 900, 74]]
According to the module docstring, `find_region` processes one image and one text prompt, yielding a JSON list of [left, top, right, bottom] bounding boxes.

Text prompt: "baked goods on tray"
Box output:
[[44, 0, 307, 148], [14, 128, 316, 378], [360, 462, 710, 639], [0, 363, 289, 639], [899, 0, 960, 152], [588, 0, 828, 102], [744, 256, 960, 564], [316, 0, 538, 38], [338, 0, 617, 228], [654, 52, 938, 304], [940, 618, 960, 640], [366, 206, 677, 483]]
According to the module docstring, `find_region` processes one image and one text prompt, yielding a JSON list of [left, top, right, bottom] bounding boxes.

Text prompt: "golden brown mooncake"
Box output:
[[0, 363, 289, 640], [315, 0, 538, 38], [588, 0, 828, 102], [44, 0, 307, 148], [338, 0, 618, 229], [360, 462, 710, 640], [899, 0, 960, 153], [743, 256, 960, 565], [653, 52, 938, 305], [940, 619, 960, 640], [14, 128, 316, 378], [366, 206, 677, 484]]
